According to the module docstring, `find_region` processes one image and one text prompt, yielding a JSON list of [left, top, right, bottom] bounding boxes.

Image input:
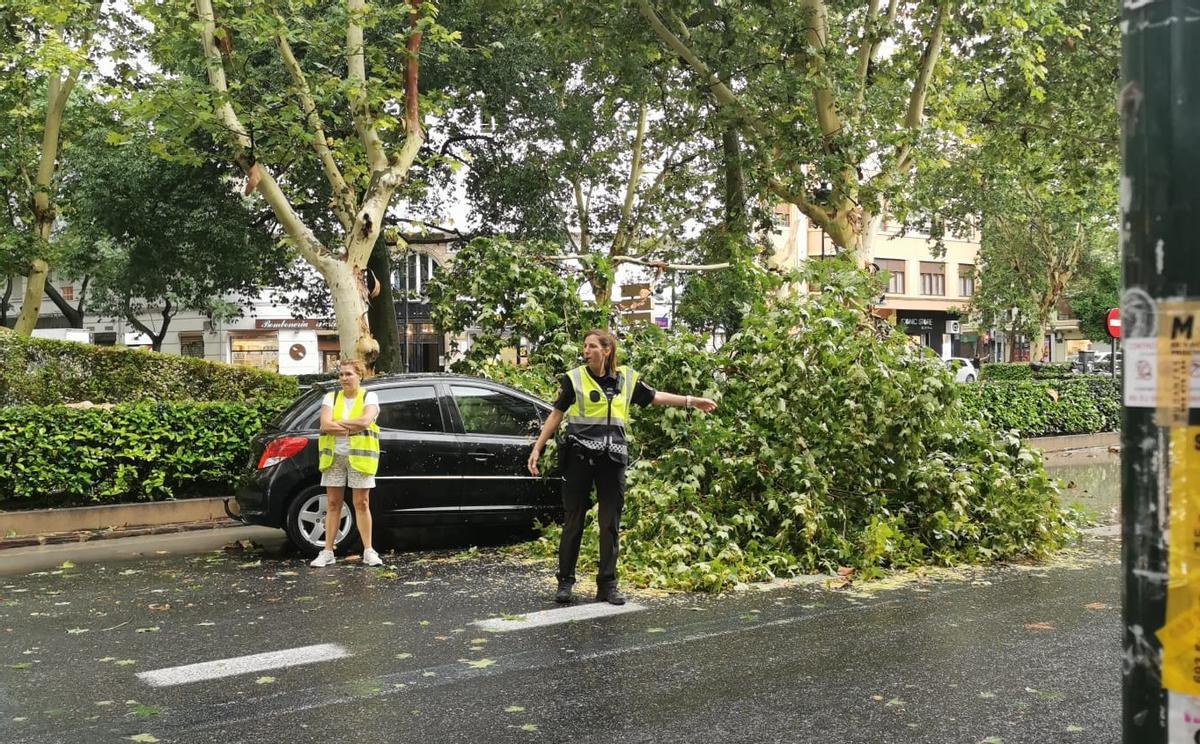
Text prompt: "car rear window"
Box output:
[[270, 386, 329, 432]]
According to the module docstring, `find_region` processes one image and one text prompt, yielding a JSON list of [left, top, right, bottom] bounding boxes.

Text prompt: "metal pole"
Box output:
[[402, 247, 410, 374], [1122, 2, 1200, 741]]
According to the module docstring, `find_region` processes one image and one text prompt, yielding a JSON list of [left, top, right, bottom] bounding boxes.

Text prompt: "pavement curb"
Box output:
[[0, 517, 242, 550], [1026, 431, 1119, 453], [0, 496, 237, 549]]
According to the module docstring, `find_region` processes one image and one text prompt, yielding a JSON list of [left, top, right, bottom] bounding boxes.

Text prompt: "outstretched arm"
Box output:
[[527, 409, 565, 476], [651, 391, 717, 413]]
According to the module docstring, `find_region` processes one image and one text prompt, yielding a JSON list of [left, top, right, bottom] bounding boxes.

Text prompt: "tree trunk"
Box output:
[[44, 283, 85, 327], [367, 236, 402, 374], [13, 259, 50, 334], [322, 258, 374, 364], [721, 129, 745, 230], [1, 275, 13, 326]]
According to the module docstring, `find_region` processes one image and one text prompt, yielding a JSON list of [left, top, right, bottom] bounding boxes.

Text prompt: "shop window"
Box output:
[[231, 336, 279, 371], [61, 285, 74, 301], [179, 333, 205, 358]]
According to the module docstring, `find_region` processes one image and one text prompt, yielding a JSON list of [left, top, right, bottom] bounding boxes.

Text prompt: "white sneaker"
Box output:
[[310, 549, 336, 567], [362, 548, 384, 567]]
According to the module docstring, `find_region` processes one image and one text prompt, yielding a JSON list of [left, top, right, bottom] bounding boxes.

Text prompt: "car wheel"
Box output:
[[284, 485, 361, 558], [965, 374, 976, 383]]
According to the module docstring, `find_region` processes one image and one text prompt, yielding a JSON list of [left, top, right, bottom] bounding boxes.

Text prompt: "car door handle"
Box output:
[[468, 451, 494, 462]]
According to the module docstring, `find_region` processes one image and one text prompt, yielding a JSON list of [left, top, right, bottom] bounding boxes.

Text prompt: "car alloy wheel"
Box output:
[[285, 486, 360, 557]]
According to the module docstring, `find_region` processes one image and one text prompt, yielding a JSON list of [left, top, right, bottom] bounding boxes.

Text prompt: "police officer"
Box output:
[[527, 329, 717, 605]]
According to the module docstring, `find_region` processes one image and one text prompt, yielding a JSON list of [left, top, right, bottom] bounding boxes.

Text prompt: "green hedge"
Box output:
[[0, 332, 297, 406], [978, 362, 1075, 382], [960, 376, 1119, 437], [0, 399, 291, 508]]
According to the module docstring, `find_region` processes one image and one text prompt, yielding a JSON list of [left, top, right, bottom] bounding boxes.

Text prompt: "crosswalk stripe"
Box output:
[[473, 602, 646, 632], [137, 643, 350, 687]]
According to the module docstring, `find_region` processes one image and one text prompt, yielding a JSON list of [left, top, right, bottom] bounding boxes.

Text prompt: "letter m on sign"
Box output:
[[1172, 315, 1195, 340]]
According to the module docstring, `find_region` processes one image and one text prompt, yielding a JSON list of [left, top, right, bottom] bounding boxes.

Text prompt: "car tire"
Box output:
[[284, 485, 361, 558], [965, 374, 976, 383]]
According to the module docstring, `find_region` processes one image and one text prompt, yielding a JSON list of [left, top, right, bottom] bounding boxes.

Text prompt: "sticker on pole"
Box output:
[[1168, 691, 1200, 744], [1123, 288, 1157, 407], [1157, 428, 1200, 698]]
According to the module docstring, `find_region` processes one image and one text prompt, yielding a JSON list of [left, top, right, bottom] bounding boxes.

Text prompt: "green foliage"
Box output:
[[0, 399, 289, 507], [0, 332, 297, 407], [979, 363, 1074, 382], [959, 377, 1119, 437], [427, 236, 603, 371], [1068, 247, 1121, 342], [508, 264, 1074, 591], [60, 129, 284, 344]]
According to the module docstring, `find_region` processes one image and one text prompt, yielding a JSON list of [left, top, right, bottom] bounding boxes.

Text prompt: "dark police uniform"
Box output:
[[553, 364, 655, 597]]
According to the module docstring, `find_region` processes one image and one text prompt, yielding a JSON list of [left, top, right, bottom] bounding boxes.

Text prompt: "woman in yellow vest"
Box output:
[[528, 329, 717, 604], [310, 359, 383, 568]]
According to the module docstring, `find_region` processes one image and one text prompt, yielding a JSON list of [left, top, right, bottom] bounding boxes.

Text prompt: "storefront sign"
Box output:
[[256, 318, 335, 331]]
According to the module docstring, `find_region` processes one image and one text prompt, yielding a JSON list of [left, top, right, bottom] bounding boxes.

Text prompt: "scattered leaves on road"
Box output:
[[1023, 622, 1055, 631], [465, 658, 496, 669], [646, 627, 666, 633], [1084, 602, 1108, 610], [255, 676, 275, 685], [66, 627, 90, 634], [129, 703, 161, 717], [505, 706, 525, 713], [126, 735, 160, 743], [395, 653, 413, 660], [520, 723, 538, 732], [1066, 725, 1084, 733], [135, 627, 160, 633]]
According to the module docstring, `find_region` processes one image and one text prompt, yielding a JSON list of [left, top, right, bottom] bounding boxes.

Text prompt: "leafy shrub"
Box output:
[[979, 362, 1074, 382], [960, 376, 1119, 436], [500, 264, 1075, 591], [0, 399, 290, 507], [0, 332, 297, 406]]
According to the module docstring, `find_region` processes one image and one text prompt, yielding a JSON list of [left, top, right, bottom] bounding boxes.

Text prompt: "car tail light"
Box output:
[[257, 436, 309, 469]]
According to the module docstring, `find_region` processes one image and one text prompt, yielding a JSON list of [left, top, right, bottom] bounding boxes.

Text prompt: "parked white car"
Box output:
[[946, 357, 978, 383]]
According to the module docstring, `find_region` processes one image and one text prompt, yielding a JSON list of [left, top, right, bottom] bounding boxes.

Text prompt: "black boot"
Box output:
[[596, 583, 626, 605], [555, 580, 573, 604]]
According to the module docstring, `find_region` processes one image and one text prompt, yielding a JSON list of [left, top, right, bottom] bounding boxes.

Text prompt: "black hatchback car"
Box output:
[[233, 374, 563, 556]]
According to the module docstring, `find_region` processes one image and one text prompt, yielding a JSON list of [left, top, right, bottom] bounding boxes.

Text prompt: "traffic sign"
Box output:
[[1106, 307, 1121, 338]]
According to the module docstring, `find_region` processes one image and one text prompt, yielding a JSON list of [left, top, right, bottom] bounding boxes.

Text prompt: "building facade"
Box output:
[[3, 242, 454, 375]]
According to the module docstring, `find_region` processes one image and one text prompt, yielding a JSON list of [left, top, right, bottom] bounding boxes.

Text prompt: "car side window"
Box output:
[[375, 386, 444, 433], [451, 385, 540, 437]]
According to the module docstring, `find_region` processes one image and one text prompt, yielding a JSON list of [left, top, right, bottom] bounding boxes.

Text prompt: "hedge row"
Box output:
[[978, 362, 1075, 382], [0, 399, 291, 508], [0, 332, 297, 406], [959, 376, 1119, 437]]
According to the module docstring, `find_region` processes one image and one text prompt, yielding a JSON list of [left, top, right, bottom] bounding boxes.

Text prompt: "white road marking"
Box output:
[[473, 602, 646, 632], [137, 643, 350, 687]]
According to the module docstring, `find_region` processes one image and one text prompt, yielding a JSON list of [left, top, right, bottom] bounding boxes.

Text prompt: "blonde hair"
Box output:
[[339, 359, 367, 379], [583, 329, 619, 373]]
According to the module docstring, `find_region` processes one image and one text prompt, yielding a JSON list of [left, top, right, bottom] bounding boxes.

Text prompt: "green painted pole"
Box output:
[[1121, 1, 1200, 741]]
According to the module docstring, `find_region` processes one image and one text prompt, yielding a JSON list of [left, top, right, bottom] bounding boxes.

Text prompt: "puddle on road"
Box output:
[[1047, 453, 1120, 525]]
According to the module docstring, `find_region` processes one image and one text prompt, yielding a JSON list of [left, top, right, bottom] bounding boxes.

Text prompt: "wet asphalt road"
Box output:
[[0, 528, 1119, 744]]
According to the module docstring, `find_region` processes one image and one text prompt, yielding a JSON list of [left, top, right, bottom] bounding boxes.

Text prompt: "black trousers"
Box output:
[[556, 452, 626, 587]]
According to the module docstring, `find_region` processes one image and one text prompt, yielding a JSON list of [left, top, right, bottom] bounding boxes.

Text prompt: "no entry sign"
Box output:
[[1107, 307, 1121, 339]]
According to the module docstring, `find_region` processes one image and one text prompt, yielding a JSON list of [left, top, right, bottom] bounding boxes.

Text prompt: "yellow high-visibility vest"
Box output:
[[564, 364, 639, 463], [318, 389, 380, 476]]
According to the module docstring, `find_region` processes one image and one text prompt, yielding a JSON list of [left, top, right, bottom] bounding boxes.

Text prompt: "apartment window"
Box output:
[[61, 285, 74, 301], [920, 262, 945, 296], [958, 265, 975, 297], [877, 259, 906, 294], [179, 333, 205, 358], [393, 253, 441, 297], [774, 207, 791, 228]]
